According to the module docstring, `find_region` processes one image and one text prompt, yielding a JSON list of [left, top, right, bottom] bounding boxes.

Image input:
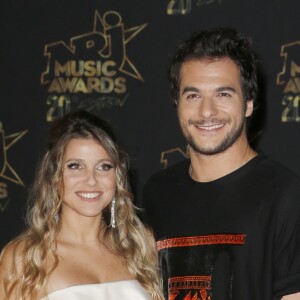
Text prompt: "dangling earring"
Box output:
[[54, 211, 59, 224], [52, 196, 59, 223], [110, 197, 116, 228]]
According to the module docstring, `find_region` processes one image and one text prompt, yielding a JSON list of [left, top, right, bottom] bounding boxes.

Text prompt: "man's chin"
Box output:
[[188, 139, 234, 156]]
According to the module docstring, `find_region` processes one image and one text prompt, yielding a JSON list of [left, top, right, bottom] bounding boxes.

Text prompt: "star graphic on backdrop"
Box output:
[[0, 122, 28, 186]]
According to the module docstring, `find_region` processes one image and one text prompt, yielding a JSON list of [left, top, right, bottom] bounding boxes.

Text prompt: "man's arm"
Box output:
[[273, 174, 300, 298]]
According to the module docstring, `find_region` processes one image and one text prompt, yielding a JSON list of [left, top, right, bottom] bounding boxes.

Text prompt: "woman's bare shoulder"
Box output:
[[0, 238, 26, 271], [0, 239, 27, 300]]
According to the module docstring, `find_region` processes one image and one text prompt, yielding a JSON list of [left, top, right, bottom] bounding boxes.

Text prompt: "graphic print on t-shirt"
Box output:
[[157, 234, 246, 300]]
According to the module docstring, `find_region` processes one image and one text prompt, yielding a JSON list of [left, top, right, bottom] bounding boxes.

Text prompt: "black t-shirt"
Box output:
[[142, 155, 300, 300]]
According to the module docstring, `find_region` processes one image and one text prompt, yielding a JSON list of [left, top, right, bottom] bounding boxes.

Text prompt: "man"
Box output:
[[142, 28, 300, 299]]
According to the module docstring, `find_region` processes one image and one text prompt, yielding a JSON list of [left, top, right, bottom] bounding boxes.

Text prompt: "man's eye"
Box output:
[[98, 163, 114, 171], [186, 93, 199, 99], [67, 162, 81, 170], [218, 92, 231, 97]]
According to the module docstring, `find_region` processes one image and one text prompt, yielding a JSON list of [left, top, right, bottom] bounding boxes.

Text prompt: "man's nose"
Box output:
[[198, 97, 218, 118]]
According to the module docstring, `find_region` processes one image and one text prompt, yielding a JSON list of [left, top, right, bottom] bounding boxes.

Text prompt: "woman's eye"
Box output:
[[67, 162, 81, 170], [98, 163, 114, 171]]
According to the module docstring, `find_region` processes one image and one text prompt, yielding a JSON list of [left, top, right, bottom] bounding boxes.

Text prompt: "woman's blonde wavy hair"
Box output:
[[0, 110, 163, 299]]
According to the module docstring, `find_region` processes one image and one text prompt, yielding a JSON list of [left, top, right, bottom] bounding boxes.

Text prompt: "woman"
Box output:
[[0, 110, 163, 300]]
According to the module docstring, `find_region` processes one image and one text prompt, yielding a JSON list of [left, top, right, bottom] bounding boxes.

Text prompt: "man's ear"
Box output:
[[245, 99, 254, 117]]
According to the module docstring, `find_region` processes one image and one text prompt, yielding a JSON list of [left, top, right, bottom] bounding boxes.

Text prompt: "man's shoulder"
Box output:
[[252, 155, 300, 207], [258, 155, 300, 184]]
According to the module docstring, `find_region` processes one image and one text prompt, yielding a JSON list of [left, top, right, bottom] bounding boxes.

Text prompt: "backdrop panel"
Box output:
[[1, 0, 299, 249]]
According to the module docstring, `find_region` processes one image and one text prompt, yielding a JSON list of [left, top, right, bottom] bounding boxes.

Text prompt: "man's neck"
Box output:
[[189, 141, 257, 182]]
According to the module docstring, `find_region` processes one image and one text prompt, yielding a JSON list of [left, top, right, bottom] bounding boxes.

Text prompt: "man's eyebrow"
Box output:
[[181, 86, 200, 95], [215, 86, 237, 93], [182, 85, 237, 95]]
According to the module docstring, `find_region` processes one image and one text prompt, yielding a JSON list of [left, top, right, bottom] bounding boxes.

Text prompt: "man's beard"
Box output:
[[184, 116, 246, 156]]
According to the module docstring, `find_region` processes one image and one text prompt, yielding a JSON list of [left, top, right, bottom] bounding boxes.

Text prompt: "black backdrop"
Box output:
[[1, 0, 300, 249]]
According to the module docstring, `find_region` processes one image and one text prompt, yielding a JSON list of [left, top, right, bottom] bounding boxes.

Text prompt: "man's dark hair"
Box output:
[[168, 28, 259, 107]]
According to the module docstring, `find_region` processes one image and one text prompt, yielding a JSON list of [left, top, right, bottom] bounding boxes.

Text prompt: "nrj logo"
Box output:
[[160, 147, 189, 169], [41, 10, 147, 95], [277, 41, 300, 122], [167, 0, 222, 15], [0, 122, 27, 212]]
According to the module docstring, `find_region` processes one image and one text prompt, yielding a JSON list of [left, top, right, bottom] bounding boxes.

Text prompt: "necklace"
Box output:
[[189, 164, 193, 178]]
